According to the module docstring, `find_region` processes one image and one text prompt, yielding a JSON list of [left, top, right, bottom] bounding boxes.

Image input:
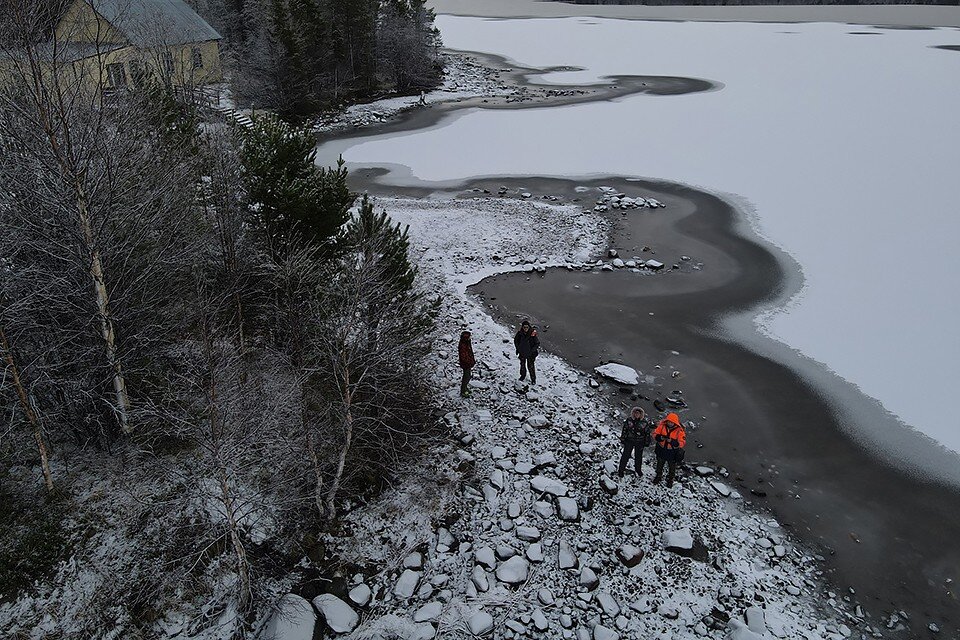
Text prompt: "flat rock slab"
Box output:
[[530, 475, 569, 497], [312, 594, 359, 634], [710, 481, 732, 497], [594, 363, 640, 385]]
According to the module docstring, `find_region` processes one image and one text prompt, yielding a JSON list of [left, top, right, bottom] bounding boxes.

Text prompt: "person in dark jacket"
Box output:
[[513, 319, 540, 385], [618, 407, 652, 478], [458, 331, 476, 397], [652, 412, 686, 487]]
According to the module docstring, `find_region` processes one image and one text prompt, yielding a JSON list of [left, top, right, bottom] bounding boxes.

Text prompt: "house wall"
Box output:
[[84, 40, 224, 89], [55, 0, 128, 45]]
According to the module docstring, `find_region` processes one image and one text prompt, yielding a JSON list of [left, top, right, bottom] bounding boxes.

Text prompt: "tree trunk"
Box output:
[[1, 326, 54, 492], [324, 360, 352, 519], [75, 177, 131, 433]]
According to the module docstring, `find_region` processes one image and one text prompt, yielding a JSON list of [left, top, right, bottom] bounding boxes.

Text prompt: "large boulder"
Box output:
[[312, 594, 359, 634], [261, 594, 315, 640], [593, 363, 640, 386]]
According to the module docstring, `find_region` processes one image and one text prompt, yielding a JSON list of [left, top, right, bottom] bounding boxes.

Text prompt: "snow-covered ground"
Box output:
[[312, 52, 518, 135], [265, 196, 865, 639], [320, 16, 960, 458]]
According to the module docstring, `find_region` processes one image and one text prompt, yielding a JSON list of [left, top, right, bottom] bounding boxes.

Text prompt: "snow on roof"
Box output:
[[86, 0, 221, 47]]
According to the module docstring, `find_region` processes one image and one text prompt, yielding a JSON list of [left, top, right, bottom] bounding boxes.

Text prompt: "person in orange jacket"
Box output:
[[458, 331, 476, 397], [653, 412, 686, 487]]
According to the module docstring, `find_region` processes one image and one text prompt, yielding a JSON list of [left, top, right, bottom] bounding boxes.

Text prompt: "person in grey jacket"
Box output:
[[618, 407, 652, 478]]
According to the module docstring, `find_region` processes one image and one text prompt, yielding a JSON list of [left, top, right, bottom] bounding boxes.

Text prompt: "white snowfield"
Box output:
[[284, 196, 862, 640], [324, 15, 960, 459]]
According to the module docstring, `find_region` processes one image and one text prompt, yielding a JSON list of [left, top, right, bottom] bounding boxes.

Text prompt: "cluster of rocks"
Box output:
[[592, 187, 665, 212]]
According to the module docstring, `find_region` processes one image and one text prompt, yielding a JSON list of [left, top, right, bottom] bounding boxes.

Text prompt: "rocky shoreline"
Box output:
[[263, 195, 856, 640]]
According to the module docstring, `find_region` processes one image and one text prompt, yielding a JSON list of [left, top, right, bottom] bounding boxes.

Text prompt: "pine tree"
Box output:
[[239, 115, 354, 260]]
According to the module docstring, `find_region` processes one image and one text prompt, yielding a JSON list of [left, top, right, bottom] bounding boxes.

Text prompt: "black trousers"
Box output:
[[654, 457, 678, 485], [618, 442, 645, 475], [460, 367, 472, 394], [519, 356, 536, 383]]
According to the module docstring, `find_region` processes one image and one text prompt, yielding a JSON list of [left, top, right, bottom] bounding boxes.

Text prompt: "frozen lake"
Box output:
[[323, 16, 960, 455]]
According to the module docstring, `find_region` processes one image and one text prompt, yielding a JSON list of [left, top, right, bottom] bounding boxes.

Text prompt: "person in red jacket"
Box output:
[[458, 331, 476, 397], [653, 412, 686, 487]]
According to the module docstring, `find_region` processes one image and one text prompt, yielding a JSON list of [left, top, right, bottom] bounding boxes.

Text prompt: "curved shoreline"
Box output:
[[316, 37, 960, 636], [316, 48, 717, 152], [341, 169, 960, 636]]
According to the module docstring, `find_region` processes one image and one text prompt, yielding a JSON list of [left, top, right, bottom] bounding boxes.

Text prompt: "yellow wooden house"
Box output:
[[32, 0, 224, 94]]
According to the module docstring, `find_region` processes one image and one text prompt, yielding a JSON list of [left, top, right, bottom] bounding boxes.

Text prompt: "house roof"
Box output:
[[86, 0, 222, 47]]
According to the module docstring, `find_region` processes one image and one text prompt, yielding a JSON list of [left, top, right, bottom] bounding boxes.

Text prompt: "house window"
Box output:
[[191, 47, 203, 70], [129, 60, 147, 85], [160, 51, 174, 77], [106, 63, 127, 88]]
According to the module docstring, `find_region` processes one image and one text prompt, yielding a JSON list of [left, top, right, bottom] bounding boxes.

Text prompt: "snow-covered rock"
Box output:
[[348, 583, 372, 607], [725, 620, 765, 640], [261, 594, 316, 640], [468, 611, 494, 636], [662, 528, 694, 551], [413, 602, 443, 623], [496, 556, 530, 584], [394, 570, 421, 599], [530, 475, 569, 496], [593, 363, 640, 385], [312, 594, 359, 634], [615, 544, 644, 568]]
